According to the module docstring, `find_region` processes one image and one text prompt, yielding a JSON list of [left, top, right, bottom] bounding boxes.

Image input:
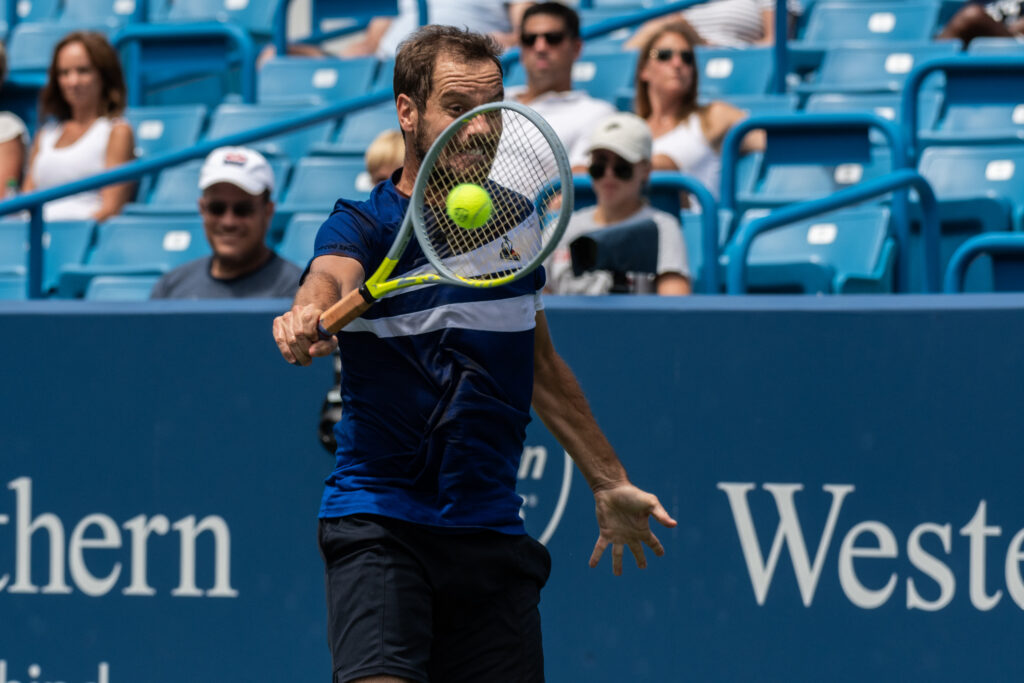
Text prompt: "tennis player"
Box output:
[[272, 25, 677, 683]]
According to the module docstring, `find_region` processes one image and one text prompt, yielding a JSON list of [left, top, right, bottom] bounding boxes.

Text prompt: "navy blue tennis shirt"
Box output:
[[308, 175, 546, 535]]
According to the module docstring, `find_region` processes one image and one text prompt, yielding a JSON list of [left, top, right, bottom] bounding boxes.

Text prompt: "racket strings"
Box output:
[[420, 108, 563, 283]]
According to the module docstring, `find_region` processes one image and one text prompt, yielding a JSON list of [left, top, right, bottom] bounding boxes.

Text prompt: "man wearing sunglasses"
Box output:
[[547, 113, 691, 296], [150, 146, 301, 299], [507, 2, 617, 168]]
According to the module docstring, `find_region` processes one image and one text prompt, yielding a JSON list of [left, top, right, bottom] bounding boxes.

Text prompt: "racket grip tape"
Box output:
[[317, 285, 376, 339]]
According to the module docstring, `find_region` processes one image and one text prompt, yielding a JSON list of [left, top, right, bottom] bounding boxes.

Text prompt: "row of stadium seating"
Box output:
[[4, 1, 1024, 299]]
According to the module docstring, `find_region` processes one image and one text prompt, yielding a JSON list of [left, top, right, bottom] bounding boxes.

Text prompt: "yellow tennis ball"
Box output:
[[446, 183, 492, 229]]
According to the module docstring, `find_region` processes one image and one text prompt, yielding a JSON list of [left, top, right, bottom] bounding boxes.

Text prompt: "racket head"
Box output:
[[409, 101, 573, 288]]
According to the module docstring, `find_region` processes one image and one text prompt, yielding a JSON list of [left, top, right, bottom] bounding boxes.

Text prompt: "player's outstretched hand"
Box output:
[[589, 483, 677, 576], [273, 303, 338, 366]]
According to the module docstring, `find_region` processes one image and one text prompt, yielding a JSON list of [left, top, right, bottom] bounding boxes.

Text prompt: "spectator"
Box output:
[[342, 0, 533, 58], [626, 0, 801, 49], [22, 31, 135, 221], [634, 20, 764, 198], [364, 129, 405, 185], [506, 2, 617, 169], [547, 113, 691, 296], [0, 42, 27, 193], [937, 1, 1024, 46], [150, 147, 301, 299]]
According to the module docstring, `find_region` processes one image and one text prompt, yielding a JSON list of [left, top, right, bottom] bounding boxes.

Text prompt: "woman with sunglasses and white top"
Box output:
[[634, 20, 765, 199], [23, 31, 135, 222], [547, 113, 691, 296]]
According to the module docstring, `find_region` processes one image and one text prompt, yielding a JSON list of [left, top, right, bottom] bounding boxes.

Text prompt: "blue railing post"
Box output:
[[273, 0, 289, 58], [27, 207, 44, 300], [771, 0, 788, 94]]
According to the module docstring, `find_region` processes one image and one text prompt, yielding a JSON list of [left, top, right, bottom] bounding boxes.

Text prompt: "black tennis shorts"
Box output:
[[318, 514, 552, 683]]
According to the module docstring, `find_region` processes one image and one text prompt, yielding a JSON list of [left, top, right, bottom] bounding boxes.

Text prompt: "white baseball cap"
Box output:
[[198, 146, 275, 195], [586, 113, 652, 164]]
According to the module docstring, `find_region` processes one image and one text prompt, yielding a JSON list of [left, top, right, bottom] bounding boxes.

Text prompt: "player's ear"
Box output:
[[396, 94, 418, 136]]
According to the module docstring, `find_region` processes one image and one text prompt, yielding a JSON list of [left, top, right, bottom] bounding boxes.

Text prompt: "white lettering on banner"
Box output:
[[0, 477, 236, 599], [719, 482, 1024, 611], [0, 660, 108, 683]]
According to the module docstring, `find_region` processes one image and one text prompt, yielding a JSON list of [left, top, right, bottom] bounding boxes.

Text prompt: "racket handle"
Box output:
[[318, 285, 376, 338]]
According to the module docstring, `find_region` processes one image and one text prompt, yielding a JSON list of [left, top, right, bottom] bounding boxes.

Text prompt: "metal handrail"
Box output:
[[943, 233, 1024, 293], [726, 169, 941, 294]]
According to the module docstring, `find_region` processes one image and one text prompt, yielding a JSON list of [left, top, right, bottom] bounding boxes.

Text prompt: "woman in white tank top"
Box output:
[[633, 20, 765, 199], [23, 31, 135, 222]]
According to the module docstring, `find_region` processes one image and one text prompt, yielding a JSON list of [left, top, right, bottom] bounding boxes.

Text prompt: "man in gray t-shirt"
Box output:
[[151, 146, 300, 299]]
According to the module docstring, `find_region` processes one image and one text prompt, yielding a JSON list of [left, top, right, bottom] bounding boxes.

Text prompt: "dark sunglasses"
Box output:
[[588, 159, 634, 181], [521, 31, 567, 47], [649, 48, 695, 65], [205, 200, 257, 217]]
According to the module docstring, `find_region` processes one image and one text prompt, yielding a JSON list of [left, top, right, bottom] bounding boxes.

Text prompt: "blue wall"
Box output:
[[1, 296, 1023, 682]]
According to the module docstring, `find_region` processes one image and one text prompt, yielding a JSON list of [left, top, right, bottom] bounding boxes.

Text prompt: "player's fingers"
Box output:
[[612, 543, 624, 576], [650, 499, 678, 529], [272, 315, 299, 365], [309, 337, 338, 358], [284, 314, 313, 366], [644, 530, 666, 558], [588, 537, 609, 568], [628, 541, 647, 569]]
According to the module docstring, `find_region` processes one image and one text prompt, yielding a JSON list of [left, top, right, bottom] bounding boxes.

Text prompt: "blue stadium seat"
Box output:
[[6, 21, 106, 86], [124, 104, 208, 159], [206, 103, 335, 160], [805, 91, 943, 130], [505, 47, 637, 103], [738, 146, 895, 211], [798, 42, 959, 95], [921, 67, 1024, 144], [277, 213, 323, 268], [125, 156, 290, 213], [799, 1, 942, 46], [84, 274, 161, 300], [0, 274, 26, 300], [59, 0, 142, 29], [157, 0, 280, 40], [697, 47, 773, 98], [311, 101, 399, 156], [901, 144, 1024, 291], [736, 205, 896, 294], [719, 94, 799, 117], [279, 156, 372, 213], [967, 37, 1024, 55], [0, 220, 96, 294], [916, 144, 1024, 232], [374, 57, 394, 90], [58, 216, 209, 297], [258, 57, 379, 104], [578, 8, 636, 48]]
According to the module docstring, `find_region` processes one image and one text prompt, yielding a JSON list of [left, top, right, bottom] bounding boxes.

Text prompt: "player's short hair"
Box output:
[[521, 2, 581, 40], [39, 30, 127, 122], [394, 25, 503, 112]]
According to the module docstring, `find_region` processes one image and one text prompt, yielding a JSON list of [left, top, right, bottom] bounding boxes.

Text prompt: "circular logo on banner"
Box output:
[[517, 429, 574, 546]]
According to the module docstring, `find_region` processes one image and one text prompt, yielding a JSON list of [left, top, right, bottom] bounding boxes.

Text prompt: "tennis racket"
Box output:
[[317, 100, 573, 338]]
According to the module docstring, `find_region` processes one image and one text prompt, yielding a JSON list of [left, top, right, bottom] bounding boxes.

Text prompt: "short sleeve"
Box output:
[[309, 203, 382, 277], [652, 210, 691, 279]]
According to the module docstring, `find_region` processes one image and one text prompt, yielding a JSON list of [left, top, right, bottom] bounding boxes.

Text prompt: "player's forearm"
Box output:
[[293, 271, 342, 312], [532, 352, 629, 492]]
